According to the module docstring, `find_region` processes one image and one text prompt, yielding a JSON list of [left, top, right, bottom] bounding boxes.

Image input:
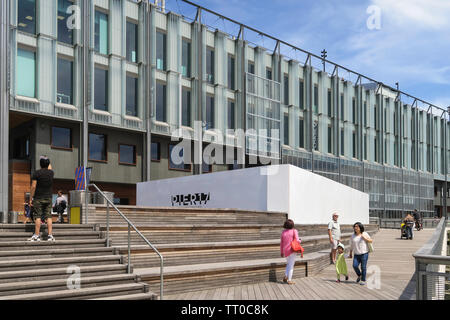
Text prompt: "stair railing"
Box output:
[[86, 184, 164, 300]]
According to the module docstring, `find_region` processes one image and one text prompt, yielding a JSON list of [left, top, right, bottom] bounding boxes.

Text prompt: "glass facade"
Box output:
[[228, 55, 235, 90], [94, 68, 108, 111], [126, 76, 138, 116], [57, 0, 74, 45], [181, 40, 191, 78], [182, 88, 191, 127], [18, 0, 36, 34], [119, 144, 136, 165], [57, 58, 73, 105], [206, 48, 214, 84], [228, 100, 235, 130], [156, 82, 166, 122], [169, 144, 191, 171], [89, 133, 107, 161], [51, 127, 71, 149], [206, 95, 215, 129], [126, 21, 138, 63], [156, 31, 166, 71], [16, 48, 35, 98], [94, 11, 108, 55]]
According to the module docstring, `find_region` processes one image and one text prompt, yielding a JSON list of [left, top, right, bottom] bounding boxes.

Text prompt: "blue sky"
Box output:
[[166, 0, 450, 110]]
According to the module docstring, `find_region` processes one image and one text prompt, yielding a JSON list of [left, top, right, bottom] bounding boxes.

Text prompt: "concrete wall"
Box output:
[[137, 164, 369, 224]]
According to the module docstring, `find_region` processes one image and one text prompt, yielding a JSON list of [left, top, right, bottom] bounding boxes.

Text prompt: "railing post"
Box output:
[[128, 224, 131, 274], [106, 201, 110, 247], [160, 259, 164, 300]]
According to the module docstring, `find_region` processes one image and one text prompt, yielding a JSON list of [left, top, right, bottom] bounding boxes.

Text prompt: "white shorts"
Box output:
[[330, 239, 339, 250]]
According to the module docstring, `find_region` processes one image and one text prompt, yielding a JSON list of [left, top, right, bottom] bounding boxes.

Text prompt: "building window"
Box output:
[[57, 58, 73, 105], [352, 98, 356, 123], [299, 80, 304, 109], [228, 55, 235, 90], [248, 61, 255, 74], [156, 82, 166, 122], [364, 134, 367, 160], [181, 39, 191, 78], [168, 144, 191, 171], [206, 95, 215, 129], [299, 118, 304, 149], [266, 68, 272, 80], [284, 74, 289, 105], [18, 0, 36, 35], [126, 21, 138, 63], [313, 121, 319, 151], [182, 88, 191, 127], [284, 113, 289, 146], [17, 48, 36, 98], [340, 94, 344, 120], [119, 144, 136, 165], [126, 75, 138, 116], [94, 11, 108, 55], [94, 68, 108, 111], [341, 129, 344, 155], [89, 133, 107, 162], [327, 89, 332, 117], [352, 131, 356, 158], [313, 84, 318, 114], [58, 0, 74, 44], [151, 142, 160, 162], [51, 127, 72, 150], [328, 126, 332, 154], [202, 161, 212, 174], [228, 100, 235, 130], [206, 48, 214, 84], [156, 31, 166, 71]]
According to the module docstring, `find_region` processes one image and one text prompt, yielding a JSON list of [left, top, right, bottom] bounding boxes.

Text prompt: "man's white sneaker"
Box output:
[[47, 235, 56, 242], [28, 234, 40, 242]]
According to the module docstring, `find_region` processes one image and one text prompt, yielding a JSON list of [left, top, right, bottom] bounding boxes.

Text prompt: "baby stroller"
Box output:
[[401, 221, 414, 240]]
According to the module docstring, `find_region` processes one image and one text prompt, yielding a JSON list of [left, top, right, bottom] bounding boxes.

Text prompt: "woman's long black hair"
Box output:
[[353, 222, 365, 234]]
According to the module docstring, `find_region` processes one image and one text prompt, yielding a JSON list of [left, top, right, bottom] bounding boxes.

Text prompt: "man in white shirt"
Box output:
[[328, 212, 341, 264], [55, 190, 68, 223]]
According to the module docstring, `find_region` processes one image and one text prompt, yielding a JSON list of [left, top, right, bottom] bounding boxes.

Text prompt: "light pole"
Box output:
[[321, 49, 327, 72]]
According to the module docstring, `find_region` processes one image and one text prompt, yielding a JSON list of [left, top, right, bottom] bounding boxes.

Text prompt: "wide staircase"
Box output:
[[87, 205, 379, 296], [0, 223, 156, 300]]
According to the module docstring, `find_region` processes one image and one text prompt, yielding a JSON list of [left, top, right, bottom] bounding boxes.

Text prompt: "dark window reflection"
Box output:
[[119, 144, 136, 165], [126, 22, 138, 63], [156, 31, 166, 70], [156, 82, 166, 122], [151, 142, 160, 161], [57, 58, 73, 104], [126, 76, 138, 116], [18, 0, 36, 35], [182, 88, 191, 127], [58, 0, 74, 44], [169, 144, 190, 171], [95, 68, 108, 111], [52, 127, 71, 149], [89, 133, 107, 161]]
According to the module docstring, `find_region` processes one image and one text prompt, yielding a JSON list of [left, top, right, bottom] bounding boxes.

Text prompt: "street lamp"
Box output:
[[321, 49, 327, 72]]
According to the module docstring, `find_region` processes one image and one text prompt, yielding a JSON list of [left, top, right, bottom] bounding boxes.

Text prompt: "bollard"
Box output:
[[0, 212, 7, 224], [8, 211, 18, 224]]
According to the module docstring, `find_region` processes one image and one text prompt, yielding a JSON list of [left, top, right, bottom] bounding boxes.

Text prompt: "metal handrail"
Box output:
[[86, 184, 164, 300], [413, 218, 449, 300]]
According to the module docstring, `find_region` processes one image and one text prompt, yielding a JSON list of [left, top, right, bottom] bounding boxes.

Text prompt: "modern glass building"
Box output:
[[0, 0, 448, 219]]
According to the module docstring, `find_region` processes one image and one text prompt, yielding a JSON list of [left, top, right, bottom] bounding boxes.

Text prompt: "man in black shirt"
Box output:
[[28, 156, 56, 242]]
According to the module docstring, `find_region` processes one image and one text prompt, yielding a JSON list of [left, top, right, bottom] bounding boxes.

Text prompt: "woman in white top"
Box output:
[[348, 222, 373, 286]]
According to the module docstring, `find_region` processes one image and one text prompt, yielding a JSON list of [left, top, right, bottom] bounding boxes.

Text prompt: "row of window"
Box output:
[[51, 126, 214, 172]]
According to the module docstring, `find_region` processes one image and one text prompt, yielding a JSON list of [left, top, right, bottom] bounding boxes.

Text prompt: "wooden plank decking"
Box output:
[[166, 228, 434, 300]]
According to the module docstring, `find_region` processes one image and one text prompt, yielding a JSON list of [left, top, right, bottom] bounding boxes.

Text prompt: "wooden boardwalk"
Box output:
[[166, 228, 434, 300]]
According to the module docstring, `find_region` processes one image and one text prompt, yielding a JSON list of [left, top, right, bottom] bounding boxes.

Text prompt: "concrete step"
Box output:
[[0, 264, 129, 284], [91, 292, 157, 300], [0, 231, 101, 242], [0, 283, 149, 300], [0, 247, 116, 261], [136, 251, 330, 295], [0, 274, 139, 296], [0, 224, 96, 232], [0, 239, 107, 251], [117, 231, 374, 268], [0, 255, 122, 272]]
